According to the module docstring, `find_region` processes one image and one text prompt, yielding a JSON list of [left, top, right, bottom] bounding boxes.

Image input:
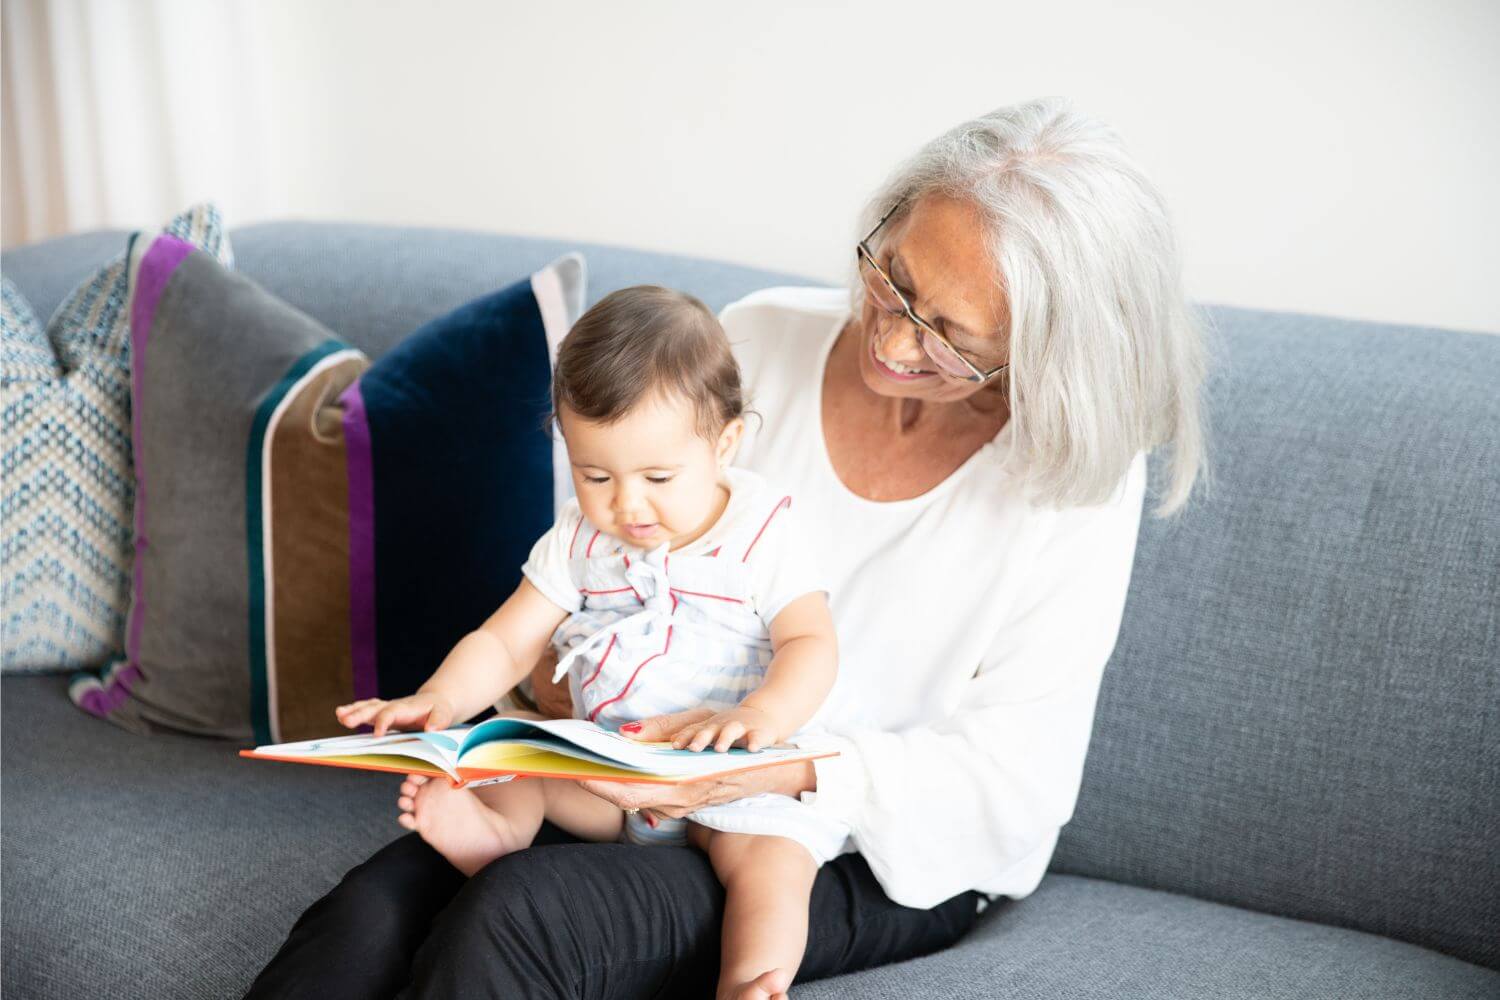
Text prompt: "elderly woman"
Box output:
[[250, 97, 1206, 999]]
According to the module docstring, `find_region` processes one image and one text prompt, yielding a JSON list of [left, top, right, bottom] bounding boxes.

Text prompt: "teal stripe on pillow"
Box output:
[[246, 339, 354, 745]]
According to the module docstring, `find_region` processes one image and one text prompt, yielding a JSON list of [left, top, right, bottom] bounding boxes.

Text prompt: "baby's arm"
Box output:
[[336, 579, 569, 735], [674, 592, 837, 753]]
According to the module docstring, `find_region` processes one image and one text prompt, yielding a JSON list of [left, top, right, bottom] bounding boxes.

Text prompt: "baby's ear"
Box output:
[[717, 416, 746, 467]]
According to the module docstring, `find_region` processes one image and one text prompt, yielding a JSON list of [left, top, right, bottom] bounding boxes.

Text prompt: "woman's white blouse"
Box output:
[[722, 286, 1147, 908]]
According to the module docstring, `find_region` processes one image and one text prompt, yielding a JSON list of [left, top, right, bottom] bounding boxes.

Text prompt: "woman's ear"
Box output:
[[716, 416, 745, 469]]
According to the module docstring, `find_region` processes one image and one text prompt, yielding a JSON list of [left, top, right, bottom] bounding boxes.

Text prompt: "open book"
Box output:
[[240, 716, 835, 787]]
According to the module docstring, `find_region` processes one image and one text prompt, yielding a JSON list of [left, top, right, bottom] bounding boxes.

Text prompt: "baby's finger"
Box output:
[[397, 812, 417, 830], [688, 725, 719, 753], [372, 704, 402, 736], [671, 724, 704, 750], [397, 795, 415, 812], [714, 721, 747, 753], [336, 702, 376, 725], [744, 728, 772, 753]]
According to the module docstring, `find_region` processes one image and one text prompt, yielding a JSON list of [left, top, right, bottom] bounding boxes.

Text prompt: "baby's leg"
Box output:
[[699, 827, 819, 1000], [398, 776, 623, 877]]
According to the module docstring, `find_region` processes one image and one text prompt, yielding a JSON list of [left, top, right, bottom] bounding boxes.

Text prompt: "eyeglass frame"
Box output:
[[856, 201, 1010, 384]]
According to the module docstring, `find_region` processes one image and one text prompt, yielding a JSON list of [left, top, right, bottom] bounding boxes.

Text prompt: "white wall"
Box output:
[[12, 0, 1500, 332]]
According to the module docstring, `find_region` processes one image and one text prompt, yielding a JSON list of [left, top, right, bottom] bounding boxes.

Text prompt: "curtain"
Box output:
[[2, 0, 273, 247]]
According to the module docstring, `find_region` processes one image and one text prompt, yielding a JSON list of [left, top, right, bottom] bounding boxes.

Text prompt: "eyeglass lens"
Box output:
[[858, 257, 975, 378]]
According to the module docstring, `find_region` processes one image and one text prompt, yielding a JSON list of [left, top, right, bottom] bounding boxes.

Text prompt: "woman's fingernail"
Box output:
[[645, 813, 658, 828], [620, 723, 642, 734]]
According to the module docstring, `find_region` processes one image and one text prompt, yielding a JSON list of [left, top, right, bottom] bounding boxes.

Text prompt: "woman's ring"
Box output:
[[625, 807, 640, 815]]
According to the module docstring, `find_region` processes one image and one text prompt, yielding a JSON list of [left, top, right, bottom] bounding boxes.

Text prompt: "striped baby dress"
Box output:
[[521, 467, 850, 863]]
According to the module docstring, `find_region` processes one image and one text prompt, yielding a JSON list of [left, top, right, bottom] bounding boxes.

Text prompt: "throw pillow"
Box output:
[[69, 236, 581, 742], [0, 205, 230, 673]]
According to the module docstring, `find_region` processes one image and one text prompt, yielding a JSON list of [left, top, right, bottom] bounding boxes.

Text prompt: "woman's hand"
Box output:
[[579, 710, 816, 819], [335, 693, 455, 736]]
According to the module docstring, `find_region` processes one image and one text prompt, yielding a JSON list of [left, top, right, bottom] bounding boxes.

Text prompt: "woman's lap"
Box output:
[[247, 827, 980, 999]]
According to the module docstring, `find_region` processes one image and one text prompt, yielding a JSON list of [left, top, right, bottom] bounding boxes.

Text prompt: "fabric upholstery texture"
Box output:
[[342, 266, 564, 700], [64, 238, 579, 742], [1052, 307, 1500, 968], [796, 873, 1500, 1000], [9, 674, 1495, 1000], [66, 239, 368, 740], [0, 206, 229, 674], [1, 675, 399, 999]]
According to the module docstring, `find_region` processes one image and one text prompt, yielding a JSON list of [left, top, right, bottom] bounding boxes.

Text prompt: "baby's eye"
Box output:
[[583, 475, 610, 485], [646, 476, 673, 484]]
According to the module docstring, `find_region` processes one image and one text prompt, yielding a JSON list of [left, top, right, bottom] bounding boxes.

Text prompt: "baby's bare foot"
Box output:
[[396, 774, 526, 876], [720, 968, 791, 1000]]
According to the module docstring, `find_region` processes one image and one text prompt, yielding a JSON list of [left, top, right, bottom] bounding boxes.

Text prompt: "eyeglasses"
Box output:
[[856, 202, 1010, 384]]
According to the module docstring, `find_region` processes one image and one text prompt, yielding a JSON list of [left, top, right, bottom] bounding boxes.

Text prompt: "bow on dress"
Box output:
[[552, 544, 676, 684]]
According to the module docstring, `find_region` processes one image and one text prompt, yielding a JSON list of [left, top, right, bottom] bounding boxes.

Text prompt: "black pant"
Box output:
[[247, 826, 981, 999]]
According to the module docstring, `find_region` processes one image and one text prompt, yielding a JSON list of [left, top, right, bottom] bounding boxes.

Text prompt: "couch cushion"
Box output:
[[796, 873, 1500, 1000], [1053, 306, 1500, 968], [12, 668, 1492, 1000], [1, 675, 400, 1000]]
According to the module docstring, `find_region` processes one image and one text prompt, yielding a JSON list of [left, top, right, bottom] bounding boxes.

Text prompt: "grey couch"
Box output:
[[3, 224, 1496, 999]]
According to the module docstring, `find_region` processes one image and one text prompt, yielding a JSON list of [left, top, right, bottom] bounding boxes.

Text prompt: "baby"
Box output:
[[336, 285, 846, 1000]]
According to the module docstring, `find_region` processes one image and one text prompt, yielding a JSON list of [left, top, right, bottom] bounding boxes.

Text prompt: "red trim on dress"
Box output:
[[587, 626, 674, 722], [578, 586, 635, 597], [578, 633, 618, 693], [567, 516, 584, 559], [741, 496, 792, 562], [585, 530, 603, 558], [669, 587, 743, 604]]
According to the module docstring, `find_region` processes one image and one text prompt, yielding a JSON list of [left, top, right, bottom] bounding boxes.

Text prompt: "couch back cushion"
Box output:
[[1052, 306, 1500, 969]]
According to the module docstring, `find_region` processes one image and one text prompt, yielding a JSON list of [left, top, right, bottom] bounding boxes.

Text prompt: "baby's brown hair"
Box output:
[[552, 285, 745, 439]]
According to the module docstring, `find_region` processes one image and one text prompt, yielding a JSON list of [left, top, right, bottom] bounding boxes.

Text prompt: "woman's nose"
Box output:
[[876, 315, 928, 364]]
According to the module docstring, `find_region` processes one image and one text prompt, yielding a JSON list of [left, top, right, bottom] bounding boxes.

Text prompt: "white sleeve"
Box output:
[[792, 453, 1148, 908], [746, 498, 828, 623], [520, 501, 585, 614]]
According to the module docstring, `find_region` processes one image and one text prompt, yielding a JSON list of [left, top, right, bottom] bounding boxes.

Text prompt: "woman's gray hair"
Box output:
[[859, 97, 1211, 518]]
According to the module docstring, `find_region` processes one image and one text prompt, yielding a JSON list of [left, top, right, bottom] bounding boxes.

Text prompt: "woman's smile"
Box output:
[[869, 335, 936, 382]]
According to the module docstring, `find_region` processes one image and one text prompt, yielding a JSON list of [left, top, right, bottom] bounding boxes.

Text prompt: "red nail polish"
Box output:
[[645, 813, 658, 828], [620, 723, 642, 734]]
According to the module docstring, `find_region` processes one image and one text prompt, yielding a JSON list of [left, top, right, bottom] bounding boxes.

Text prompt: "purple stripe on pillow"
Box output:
[[73, 662, 144, 716], [99, 235, 196, 712], [340, 377, 379, 702]]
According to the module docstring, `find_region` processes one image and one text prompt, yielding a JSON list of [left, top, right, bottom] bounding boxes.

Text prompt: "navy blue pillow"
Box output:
[[343, 276, 558, 701]]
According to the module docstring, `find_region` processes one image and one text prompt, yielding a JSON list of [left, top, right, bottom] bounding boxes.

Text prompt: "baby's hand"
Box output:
[[335, 694, 455, 736], [671, 705, 784, 753]]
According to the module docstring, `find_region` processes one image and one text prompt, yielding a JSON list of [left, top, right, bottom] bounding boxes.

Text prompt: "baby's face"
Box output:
[[558, 392, 742, 551]]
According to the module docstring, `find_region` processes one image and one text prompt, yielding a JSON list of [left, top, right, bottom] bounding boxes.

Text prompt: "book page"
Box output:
[[252, 728, 469, 779], [457, 717, 824, 778]]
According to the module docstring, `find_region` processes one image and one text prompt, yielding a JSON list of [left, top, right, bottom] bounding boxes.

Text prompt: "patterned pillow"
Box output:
[[0, 205, 230, 673], [68, 235, 580, 742]]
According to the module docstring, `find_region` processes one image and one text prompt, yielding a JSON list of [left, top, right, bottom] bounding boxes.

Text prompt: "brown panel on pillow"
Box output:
[[266, 355, 368, 742]]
